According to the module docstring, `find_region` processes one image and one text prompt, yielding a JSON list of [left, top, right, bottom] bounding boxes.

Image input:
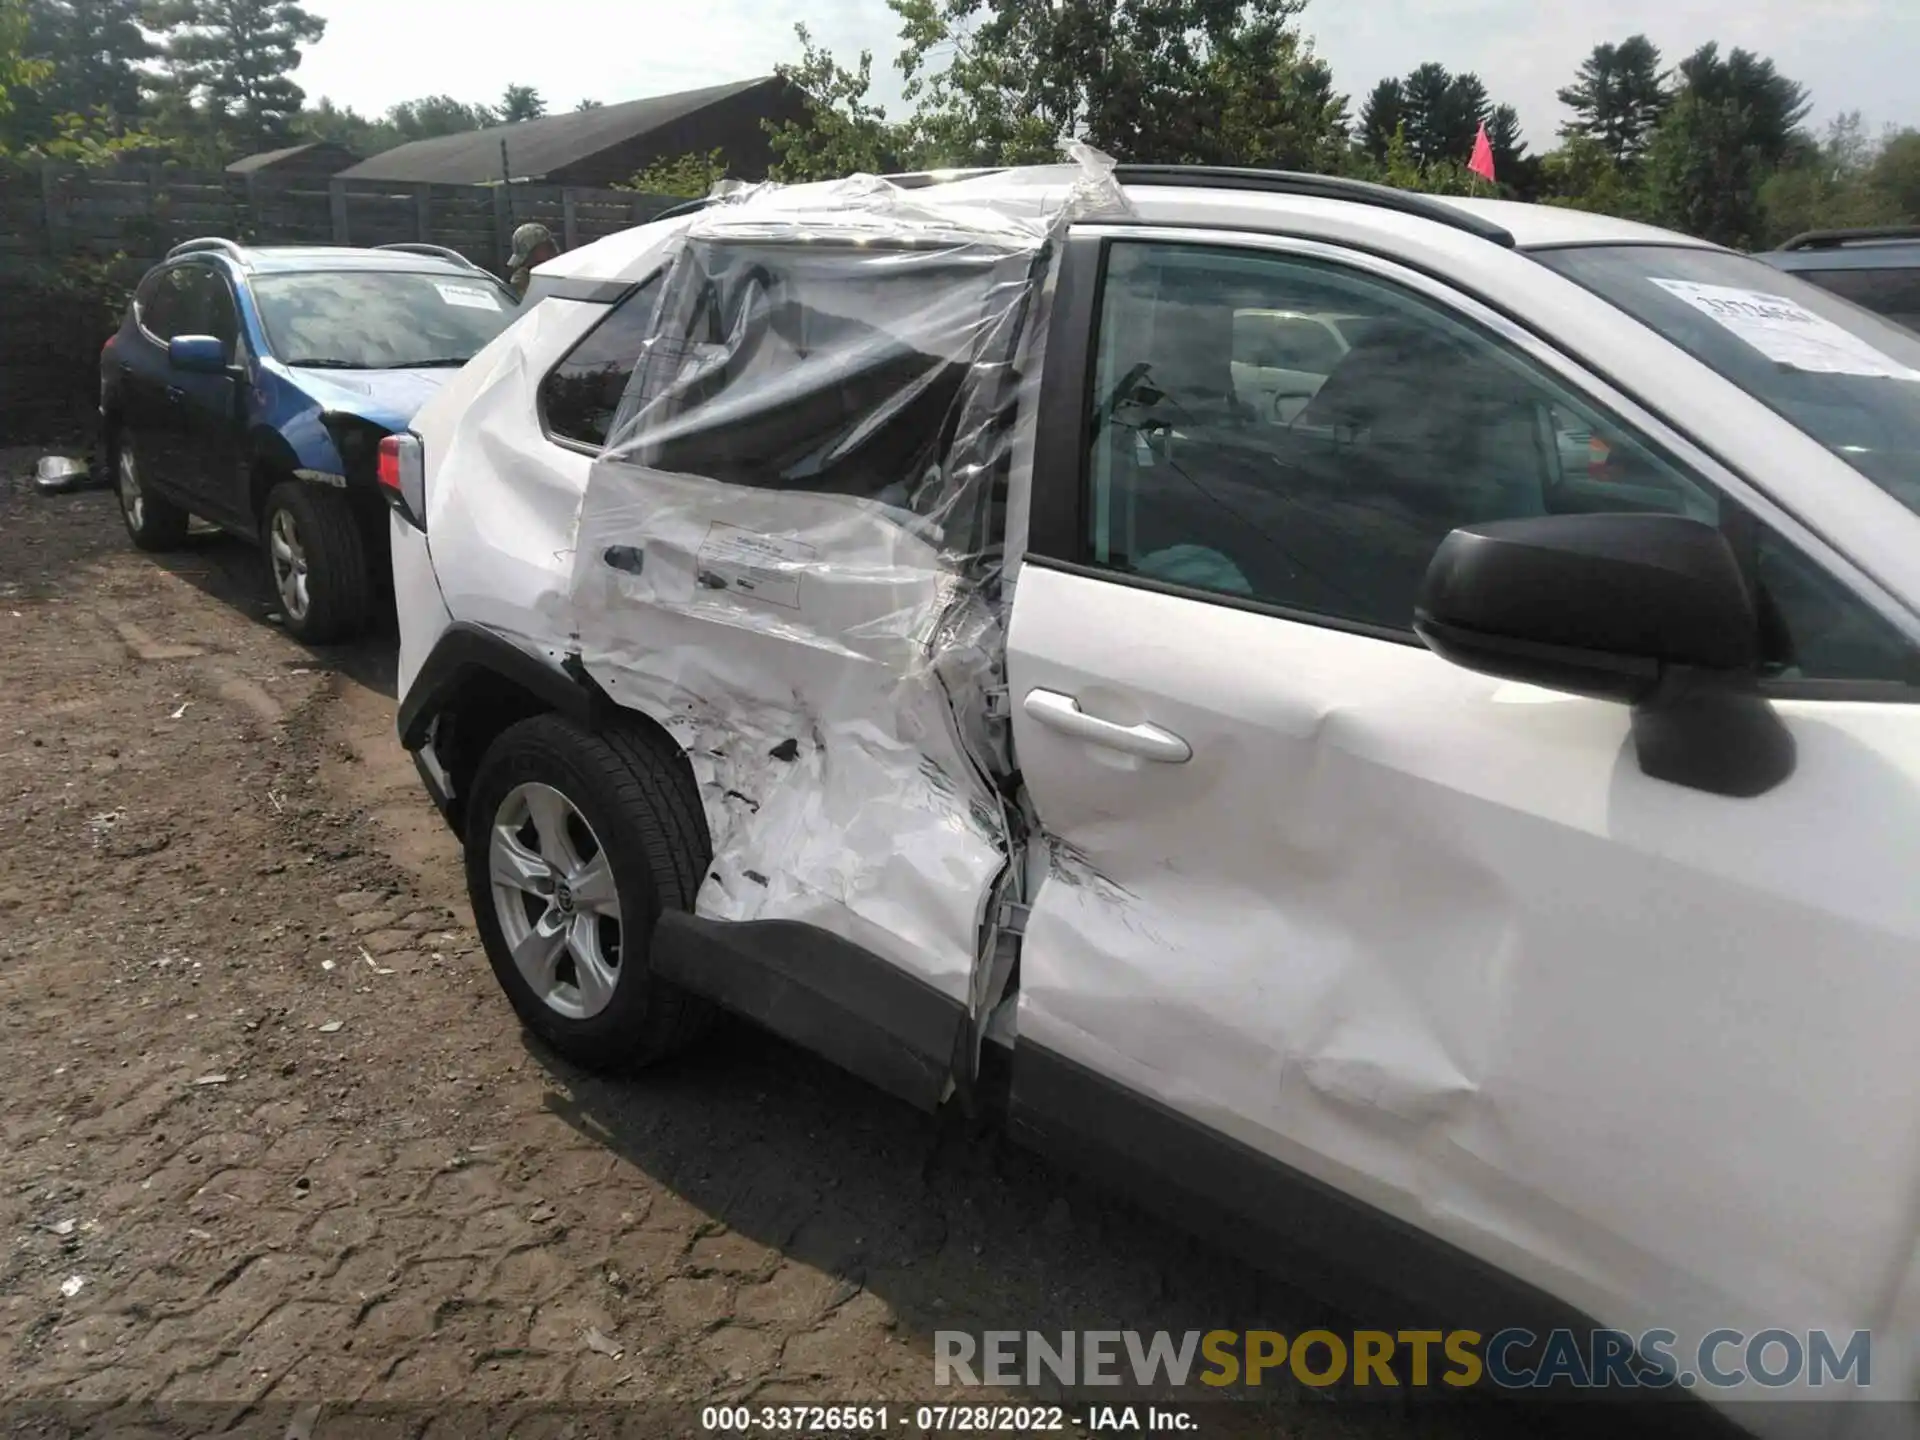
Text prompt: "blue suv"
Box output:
[[99, 239, 520, 642], [1758, 226, 1920, 335]]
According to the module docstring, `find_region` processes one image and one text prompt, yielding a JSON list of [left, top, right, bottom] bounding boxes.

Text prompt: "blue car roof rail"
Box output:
[[1779, 226, 1920, 252], [376, 242, 490, 273], [166, 237, 248, 263]]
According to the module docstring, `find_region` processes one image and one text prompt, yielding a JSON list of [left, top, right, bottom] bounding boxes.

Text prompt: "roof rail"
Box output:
[[649, 197, 713, 223], [1110, 166, 1517, 247], [166, 237, 248, 262], [376, 242, 487, 272], [1780, 225, 1920, 252]]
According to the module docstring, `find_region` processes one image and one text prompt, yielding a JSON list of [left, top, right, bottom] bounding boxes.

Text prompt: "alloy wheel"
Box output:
[[268, 507, 311, 621], [118, 442, 144, 530], [489, 782, 624, 1020]]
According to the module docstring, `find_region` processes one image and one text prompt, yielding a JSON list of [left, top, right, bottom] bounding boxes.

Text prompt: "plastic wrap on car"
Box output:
[[568, 148, 1129, 1006]]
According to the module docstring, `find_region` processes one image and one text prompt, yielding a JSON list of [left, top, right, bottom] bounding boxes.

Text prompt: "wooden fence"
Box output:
[[0, 162, 683, 443]]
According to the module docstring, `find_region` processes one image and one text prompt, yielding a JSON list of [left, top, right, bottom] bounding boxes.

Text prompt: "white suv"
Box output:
[[390, 158, 1920, 1428]]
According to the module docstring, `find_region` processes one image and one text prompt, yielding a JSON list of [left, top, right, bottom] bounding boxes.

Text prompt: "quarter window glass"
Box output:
[[1084, 242, 1714, 631], [540, 271, 664, 449]]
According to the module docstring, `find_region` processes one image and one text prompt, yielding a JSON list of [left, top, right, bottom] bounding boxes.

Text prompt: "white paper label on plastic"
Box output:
[[694, 522, 814, 610], [435, 282, 501, 312], [1650, 279, 1920, 381]]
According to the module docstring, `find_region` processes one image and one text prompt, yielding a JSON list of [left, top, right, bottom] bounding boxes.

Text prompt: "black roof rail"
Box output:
[[166, 237, 248, 263], [1780, 225, 1920, 252], [1111, 166, 1516, 247], [376, 242, 487, 272]]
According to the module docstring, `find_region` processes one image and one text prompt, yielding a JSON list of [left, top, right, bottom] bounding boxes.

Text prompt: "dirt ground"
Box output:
[[0, 455, 1713, 1439]]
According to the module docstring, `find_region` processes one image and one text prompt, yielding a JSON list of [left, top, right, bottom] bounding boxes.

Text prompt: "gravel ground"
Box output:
[[0, 454, 1721, 1440]]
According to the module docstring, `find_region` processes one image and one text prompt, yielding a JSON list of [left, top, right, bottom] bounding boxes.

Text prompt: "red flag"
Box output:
[[1468, 123, 1497, 183]]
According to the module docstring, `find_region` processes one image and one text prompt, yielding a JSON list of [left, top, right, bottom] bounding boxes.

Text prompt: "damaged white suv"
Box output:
[[391, 157, 1920, 1424]]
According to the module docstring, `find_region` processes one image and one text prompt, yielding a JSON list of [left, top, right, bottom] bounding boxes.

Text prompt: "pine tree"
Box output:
[[149, 0, 326, 154], [1557, 35, 1670, 168], [1358, 77, 1405, 162]]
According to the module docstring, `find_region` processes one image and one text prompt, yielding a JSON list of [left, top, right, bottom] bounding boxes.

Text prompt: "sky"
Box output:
[[293, 0, 1920, 154]]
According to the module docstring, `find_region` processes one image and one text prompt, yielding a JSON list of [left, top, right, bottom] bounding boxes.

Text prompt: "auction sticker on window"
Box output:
[[435, 282, 502, 312], [694, 523, 815, 610], [1650, 278, 1920, 380]]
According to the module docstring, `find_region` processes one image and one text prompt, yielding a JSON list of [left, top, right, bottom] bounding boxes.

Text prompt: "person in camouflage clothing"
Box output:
[[505, 223, 560, 298]]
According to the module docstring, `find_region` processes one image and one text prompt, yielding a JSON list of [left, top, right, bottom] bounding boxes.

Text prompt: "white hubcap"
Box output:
[[489, 782, 623, 1020]]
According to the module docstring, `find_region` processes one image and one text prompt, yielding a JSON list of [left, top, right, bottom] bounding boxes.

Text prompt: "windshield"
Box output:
[[253, 269, 518, 370], [1533, 245, 1920, 518]]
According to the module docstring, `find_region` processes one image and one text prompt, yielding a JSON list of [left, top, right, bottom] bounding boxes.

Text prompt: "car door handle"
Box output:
[[1022, 688, 1192, 763], [166, 386, 185, 403]]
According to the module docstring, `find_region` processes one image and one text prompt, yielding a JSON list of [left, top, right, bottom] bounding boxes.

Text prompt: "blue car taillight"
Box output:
[[377, 432, 426, 530]]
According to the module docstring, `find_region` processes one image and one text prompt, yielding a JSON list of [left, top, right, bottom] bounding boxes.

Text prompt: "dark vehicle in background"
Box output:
[[99, 239, 520, 642], [1758, 226, 1920, 334]]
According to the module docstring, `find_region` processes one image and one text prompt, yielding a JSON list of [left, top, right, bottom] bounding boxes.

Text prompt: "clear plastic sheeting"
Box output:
[[568, 149, 1128, 1009]]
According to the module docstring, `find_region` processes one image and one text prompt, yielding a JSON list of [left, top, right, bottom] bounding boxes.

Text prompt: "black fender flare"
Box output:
[[397, 622, 601, 753]]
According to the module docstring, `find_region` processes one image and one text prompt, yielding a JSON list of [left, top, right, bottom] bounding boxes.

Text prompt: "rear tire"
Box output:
[[464, 713, 714, 1073], [113, 430, 191, 552], [261, 480, 371, 644]]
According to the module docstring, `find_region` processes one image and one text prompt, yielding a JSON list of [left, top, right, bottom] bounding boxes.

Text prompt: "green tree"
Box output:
[[1556, 35, 1669, 168], [621, 149, 729, 198], [1358, 77, 1405, 162], [1868, 129, 1920, 220], [1537, 133, 1646, 217], [6, 0, 151, 147], [766, 22, 910, 180], [499, 84, 545, 123], [860, 0, 1348, 169], [148, 0, 326, 154], [299, 95, 396, 154], [575, 98, 602, 112], [385, 94, 498, 143], [1760, 113, 1902, 243], [1644, 43, 1811, 246], [1398, 62, 1456, 167], [1486, 103, 1539, 197], [0, 0, 51, 141], [1385, 62, 1494, 170]]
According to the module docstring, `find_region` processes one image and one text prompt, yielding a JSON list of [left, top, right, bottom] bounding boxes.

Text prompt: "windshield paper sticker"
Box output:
[[435, 282, 501, 312], [1650, 279, 1920, 381], [693, 523, 813, 611]]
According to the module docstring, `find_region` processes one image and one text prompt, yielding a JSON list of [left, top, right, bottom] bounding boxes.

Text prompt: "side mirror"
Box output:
[[168, 334, 228, 374], [1415, 513, 1796, 797]]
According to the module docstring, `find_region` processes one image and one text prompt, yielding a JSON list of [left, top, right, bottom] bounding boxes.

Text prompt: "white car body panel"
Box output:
[[410, 297, 611, 656], [1007, 563, 1920, 1419], [391, 175, 1920, 1429], [571, 470, 1009, 1005]]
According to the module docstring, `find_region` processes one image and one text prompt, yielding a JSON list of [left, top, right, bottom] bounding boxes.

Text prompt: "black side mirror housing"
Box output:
[[1415, 513, 1796, 797]]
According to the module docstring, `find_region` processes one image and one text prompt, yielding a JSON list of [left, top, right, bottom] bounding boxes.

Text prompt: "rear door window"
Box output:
[[140, 267, 194, 341]]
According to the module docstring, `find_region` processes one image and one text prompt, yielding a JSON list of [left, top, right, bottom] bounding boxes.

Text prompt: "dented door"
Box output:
[[563, 215, 1057, 1102], [1003, 229, 1920, 1411]]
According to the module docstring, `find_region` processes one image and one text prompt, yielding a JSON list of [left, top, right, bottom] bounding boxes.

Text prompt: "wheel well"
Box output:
[[429, 666, 696, 835], [249, 457, 293, 527]]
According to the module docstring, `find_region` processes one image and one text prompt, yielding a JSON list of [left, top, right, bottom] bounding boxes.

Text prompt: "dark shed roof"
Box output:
[[336, 78, 782, 185], [227, 141, 359, 176]]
